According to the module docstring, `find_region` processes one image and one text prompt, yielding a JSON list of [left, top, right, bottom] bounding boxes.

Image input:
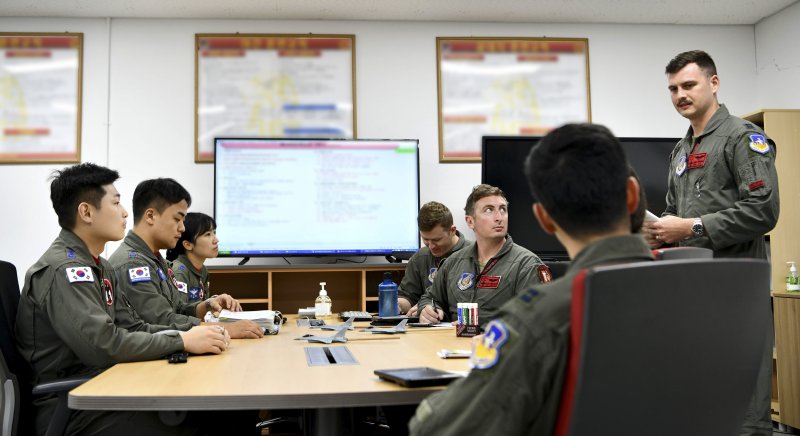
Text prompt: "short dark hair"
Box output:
[[166, 212, 217, 261], [464, 184, 507, 217], [417, 201, 454, 232], [524, 123, 630, 238], [50, 163, 120, 230], [132, 178, 192, 224], [665, 50, 717, 77]]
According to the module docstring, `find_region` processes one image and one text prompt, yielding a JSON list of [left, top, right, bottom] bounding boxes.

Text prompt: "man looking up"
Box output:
[[16, 163, 229, 435], [416, 184, 549, 328], [109, 178, 262, 339], [410, 123, 651, 435], [398, 201, 471, 316]]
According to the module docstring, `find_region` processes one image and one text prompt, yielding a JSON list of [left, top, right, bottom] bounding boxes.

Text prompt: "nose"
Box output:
[[178, 221, 185, 233], [121, 206, 129, 218]]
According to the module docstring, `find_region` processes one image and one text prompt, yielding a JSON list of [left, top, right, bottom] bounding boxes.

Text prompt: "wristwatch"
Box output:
[[691, 218, 704, 238]]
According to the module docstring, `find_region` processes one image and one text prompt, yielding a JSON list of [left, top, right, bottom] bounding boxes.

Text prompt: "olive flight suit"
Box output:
[[171, 254, 209, 304], [398, 231, 471, 308]]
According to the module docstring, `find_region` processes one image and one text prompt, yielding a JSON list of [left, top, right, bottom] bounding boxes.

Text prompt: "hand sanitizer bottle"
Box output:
[[787, 262, 799, 292], [315, 282, 332, 316]]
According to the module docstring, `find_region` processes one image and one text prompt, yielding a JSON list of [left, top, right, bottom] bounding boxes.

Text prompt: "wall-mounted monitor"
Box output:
[[214, 138, 420, 257], [482, 135, 677, 261]]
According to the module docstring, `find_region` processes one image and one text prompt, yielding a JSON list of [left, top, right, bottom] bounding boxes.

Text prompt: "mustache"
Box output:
[[677, 98, 691, 106]]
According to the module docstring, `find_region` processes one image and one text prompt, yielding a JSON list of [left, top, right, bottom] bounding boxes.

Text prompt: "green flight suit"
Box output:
[[417, 235, 546, 329], [398, 231, 471, 308], [15, 230, 187, 435], [665, 104, 779, 258], [664, 104, 778, 435], [409, 235, 653, 436], [170, 254, 209, 304], [108, 231, 200, 330]]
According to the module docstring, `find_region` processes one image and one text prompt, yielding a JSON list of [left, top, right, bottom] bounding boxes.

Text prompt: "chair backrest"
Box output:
[[0, 261, 33, 436], [554, 258, 770, 436], [651, 246, 713, 260]]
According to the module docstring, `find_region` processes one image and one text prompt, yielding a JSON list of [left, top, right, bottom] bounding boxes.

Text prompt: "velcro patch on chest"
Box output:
[[66, 266, 94, 283], [128, 266, 151, 283], [176, 281, 188, 293], [477, 275, 501, 289]]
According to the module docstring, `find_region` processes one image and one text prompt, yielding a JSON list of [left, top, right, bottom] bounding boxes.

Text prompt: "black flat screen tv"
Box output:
[[214, 138, 420, 257], [482, 135, 678, 260]]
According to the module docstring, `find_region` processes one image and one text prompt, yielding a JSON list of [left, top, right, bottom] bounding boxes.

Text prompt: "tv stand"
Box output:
[[237, 257, 251, 266], [207, 263, 406, 312]]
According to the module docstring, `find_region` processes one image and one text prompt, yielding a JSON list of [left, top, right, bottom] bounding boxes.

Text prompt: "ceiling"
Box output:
[[0, 0, 797, 25]]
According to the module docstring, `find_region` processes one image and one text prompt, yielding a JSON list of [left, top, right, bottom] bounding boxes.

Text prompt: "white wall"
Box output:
[[0, 16, 762, 285], [755, 1, 800, 108]]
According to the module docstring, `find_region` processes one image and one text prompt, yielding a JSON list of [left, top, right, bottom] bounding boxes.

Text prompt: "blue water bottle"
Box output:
[[378, 272, 399, 317]]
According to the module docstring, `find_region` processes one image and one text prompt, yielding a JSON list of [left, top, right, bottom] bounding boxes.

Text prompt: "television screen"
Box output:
[[481, 136, 678, 260], [214, 138, 420, 257]]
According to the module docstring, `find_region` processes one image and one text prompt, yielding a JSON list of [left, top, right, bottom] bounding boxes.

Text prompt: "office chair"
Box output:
[[0, 260, 89, 436], [554, 258, 770, 436], [651, 246, 713, 260]]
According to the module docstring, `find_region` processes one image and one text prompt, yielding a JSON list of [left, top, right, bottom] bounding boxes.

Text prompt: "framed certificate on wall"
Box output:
[[0, 33, 82, 164], [195, 34, 357, 163], [436, 37, 591, 162]]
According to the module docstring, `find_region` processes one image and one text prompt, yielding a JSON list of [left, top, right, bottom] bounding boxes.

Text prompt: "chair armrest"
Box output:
[[32, 376, 91, 395]]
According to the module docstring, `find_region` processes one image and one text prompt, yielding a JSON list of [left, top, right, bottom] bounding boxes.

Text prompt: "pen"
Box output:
[[432, 300, 442, 321]]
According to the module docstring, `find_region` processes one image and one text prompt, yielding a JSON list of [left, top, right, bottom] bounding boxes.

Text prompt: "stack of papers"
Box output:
[[437, 349, 472, 359], [218, 309, 275, 331]]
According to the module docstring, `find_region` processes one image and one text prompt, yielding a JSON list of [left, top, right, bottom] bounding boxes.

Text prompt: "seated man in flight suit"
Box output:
[[409, 123, 653, 435]]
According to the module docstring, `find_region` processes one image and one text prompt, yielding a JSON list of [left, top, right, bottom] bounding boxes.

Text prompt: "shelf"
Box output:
[[239, 298, 270, 304]]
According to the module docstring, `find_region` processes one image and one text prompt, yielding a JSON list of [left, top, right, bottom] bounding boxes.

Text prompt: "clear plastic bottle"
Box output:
[[378, 272, 399, 317], [787, 262, 799, 292], [315, 282, 332, 316]]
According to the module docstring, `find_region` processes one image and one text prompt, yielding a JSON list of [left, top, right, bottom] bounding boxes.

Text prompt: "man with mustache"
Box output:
[[643, 50, 779, 435]]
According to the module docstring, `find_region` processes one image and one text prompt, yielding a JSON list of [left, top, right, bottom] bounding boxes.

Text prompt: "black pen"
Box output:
[[431, 300, 442, 321]]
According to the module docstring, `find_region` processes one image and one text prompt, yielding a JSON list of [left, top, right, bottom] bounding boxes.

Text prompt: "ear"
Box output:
[[710, 74, 720, 95], [448, 224, 457, 235], [76, 202, 93, 225], [144, 208, 157, 225], [182, 240, 193, 252], [532, 203, 557, 235], [626, 176, 641, 215], [464, 214, 475, 230]]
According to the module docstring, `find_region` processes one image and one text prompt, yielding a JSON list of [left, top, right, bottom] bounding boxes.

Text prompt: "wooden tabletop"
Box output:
[[69, 316, 472, 411]]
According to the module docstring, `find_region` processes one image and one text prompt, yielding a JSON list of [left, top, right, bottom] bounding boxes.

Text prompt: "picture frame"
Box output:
[[195, 34, 357, 163], [436, 37, 591, 162], [0, 33, 83, 164]]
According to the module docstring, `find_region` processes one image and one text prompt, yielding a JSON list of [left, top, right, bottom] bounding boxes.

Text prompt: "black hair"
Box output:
[[50, 163, 120, 230], [166, 212, 217, 261], [524, 123, 630, 238], [132, 178, 192, 225], [665, 50, 717, 77]]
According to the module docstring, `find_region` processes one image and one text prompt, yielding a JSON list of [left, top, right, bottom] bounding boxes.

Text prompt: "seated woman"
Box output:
[[167, 212, 219, 304]]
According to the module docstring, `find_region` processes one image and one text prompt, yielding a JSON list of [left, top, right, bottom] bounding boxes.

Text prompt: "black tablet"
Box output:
[[374, 367, 463, 388]]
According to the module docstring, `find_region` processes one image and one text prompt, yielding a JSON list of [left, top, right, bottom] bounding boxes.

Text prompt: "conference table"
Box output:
[[69, 316, 473, 433]]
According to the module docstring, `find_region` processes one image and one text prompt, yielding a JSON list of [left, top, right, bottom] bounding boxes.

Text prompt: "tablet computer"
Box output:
[[374, 367, 463, 388]]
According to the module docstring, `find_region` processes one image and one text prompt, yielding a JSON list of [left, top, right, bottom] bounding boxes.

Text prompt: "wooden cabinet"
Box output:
[[743, 109, 800, 427], [207, 263, 406, 313]]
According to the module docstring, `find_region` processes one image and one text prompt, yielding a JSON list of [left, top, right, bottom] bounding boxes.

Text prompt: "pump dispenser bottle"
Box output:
[[787, 262, 799, 292], [315, 282, 332, 316]]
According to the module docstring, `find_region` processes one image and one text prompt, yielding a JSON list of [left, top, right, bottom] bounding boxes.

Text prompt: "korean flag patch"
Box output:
[[749, 134, 770, 155], [66, 266, 94, 283], [176, 281, 188, 294], [128, 266, 151, 283]]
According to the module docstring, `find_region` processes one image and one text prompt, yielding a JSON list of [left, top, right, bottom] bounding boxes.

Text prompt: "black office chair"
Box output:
[[0, 260, 89, 436], [651, 246, 713, 260], [554, 258, 770, 436]]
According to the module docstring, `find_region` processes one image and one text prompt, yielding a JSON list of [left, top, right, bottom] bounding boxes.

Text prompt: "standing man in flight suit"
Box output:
[[16, 163, 230, 435], [644, 50, 779, 435], [398, 201, 471, 316], [109, 178, 263, 339], [416, 184, 549, 328], [410, 123, 652, 436]]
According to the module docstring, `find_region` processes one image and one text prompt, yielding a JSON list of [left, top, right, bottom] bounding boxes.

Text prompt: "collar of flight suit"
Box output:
[[567, 234, 654, 274]]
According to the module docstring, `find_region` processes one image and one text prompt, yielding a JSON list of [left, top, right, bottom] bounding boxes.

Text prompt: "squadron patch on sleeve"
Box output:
[[749, 134, 770, 155], [537, 264, 552, 283], [66, 266, 94, 283], [471, 320, 510, 369], [128, 266, 151, 283]]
